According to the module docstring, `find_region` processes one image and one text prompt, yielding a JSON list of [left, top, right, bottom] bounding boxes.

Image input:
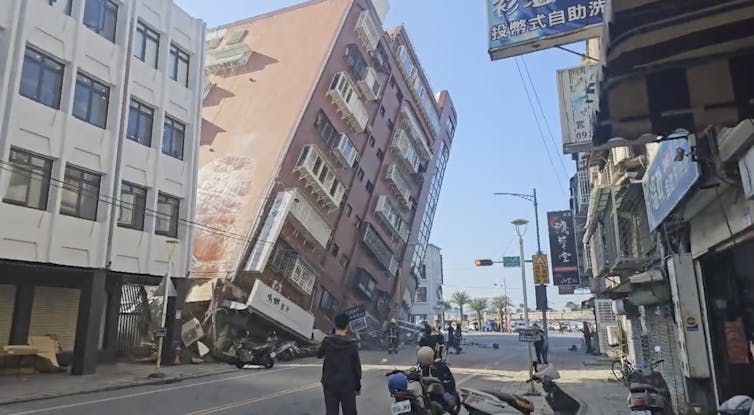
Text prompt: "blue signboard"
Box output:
[[487, 0, 604, 60], [642, 139, 701, 231]]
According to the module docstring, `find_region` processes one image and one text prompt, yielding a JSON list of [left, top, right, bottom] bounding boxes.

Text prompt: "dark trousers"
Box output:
[[534, 341, 547, 363], [388, 336, 398, 352], [585, 336, 593, 354], [324, 384, 357, 415]]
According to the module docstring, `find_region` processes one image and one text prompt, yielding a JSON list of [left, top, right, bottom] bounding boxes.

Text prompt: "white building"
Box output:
[[0, 0, 204, 374], [410, 243, 444, 323]]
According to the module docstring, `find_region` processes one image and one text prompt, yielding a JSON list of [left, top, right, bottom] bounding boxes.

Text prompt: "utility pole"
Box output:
[[513, 219, 537, 395]]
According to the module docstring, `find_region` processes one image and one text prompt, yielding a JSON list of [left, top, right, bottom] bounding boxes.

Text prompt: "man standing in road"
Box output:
[[386, 318, 399, 354], [317, 313, 362, 415], [532, 323, 547, 364]]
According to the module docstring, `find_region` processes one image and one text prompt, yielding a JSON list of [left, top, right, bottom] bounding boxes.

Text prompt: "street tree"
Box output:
[[451, 291, 471, 323], [491, 296, 509, 331], [469, 298, 488, 327]]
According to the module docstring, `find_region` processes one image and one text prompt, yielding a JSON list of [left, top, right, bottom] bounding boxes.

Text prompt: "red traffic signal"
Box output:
[[474, 259, 494, 266]]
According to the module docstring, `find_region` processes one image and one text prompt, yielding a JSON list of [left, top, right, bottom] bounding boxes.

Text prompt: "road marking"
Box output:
[[4, 367, 300, 415], [457, 373, 477, 385], [183, 382, 320, 415]]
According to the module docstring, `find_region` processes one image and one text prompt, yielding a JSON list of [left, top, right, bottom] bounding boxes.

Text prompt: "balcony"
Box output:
[[375, 195, 410, 242], [333, 133, 358, 167], [294, 145, 346, 210], [327, 72, 369, 133], [391, 129, 420, 174], [357, 66, 381, 101], [355, 9, 382, 52], [269, 248, 318, 295], [363, 224, 398, 276], [206, 43, 252, 73], [287, 188, 333, 249], [399, 105, 432, 159], [385, 164, 412, 208]]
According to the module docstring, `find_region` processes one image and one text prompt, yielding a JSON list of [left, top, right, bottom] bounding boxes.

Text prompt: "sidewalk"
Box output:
[[0, 362, 237, 405]]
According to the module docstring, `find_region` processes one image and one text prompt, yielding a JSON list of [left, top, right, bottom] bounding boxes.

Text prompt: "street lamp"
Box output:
[[512, 219, 537, 395]]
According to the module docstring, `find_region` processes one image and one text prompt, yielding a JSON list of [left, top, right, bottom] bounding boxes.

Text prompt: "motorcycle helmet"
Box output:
[[391, 318, 397, 324], [417, 346, 435, 366], [719, 395, 752, 415], [388, 373, 409, 394]]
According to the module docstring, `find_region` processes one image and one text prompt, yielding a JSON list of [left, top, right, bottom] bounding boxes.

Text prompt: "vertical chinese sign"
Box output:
[[547, 210, 580, 286], [557, 64, 600, 154], [488, 0, 604, 60]]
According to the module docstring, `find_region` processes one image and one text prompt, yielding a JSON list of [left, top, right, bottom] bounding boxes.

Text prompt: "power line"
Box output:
[[520, 56, 570, 178], [513, 58, 568, 196]]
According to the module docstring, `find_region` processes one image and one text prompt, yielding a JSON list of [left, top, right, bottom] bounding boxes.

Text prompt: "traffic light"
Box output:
[[474, 259, 494, 266]]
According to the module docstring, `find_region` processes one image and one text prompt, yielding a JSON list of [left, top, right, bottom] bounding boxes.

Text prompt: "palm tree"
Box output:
[[491, 296, 509, 331], [441, 300, 453, 321], [469, 298, 488, 328], [451, 291, 471, 324]]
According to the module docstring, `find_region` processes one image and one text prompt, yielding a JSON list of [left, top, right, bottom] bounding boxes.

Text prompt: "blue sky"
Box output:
[[175, 0, 590, 310]]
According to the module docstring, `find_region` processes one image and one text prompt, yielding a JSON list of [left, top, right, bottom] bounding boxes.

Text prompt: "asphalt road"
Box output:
[[0, 333, 587, 415]]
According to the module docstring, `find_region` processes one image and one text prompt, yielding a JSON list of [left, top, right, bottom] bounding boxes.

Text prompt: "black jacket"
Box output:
[[386, 324, 399, 338], [317, 334, 362, 390]]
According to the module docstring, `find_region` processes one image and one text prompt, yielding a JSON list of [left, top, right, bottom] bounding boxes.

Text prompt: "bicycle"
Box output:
[[611, 355, 665, 386]]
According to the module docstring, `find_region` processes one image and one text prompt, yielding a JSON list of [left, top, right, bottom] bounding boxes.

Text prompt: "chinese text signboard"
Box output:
[[518, 328, 536, 343], [247, 279, 315, 339], [547, 210, 580, 286], [642, 139, 701, 231], [557, 64, 600, 154], [503, 256, 521, 267], [532, 254, 549, 285], [488, 0, 604, 60]]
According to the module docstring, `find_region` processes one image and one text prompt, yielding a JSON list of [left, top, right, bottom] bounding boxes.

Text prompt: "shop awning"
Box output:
[[583, 186, 611, 242], [593, 0, 754, 147]]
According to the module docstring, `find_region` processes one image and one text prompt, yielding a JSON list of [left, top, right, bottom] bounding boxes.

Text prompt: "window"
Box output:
[[416, 287, 427, 303], [319, 288, 337, 315], [162, 116, 185, 160], [84, 0, 118, 42], [156, 193, 180, 237], [376, 148, 384, 161], [344, 44, 367, 79], [356, 269, 377, 298], [19, 47, 64, 109], [369, 136, 376, 148], [389, 76, 396, 89], [73, 73, 110, 128], [366, 180, 374, 193], [60, 164, 101, 221], [3, 148, 52, 210], [331, 243, 339, 257], [345, 204, 353, 217], [396, 89, 404, 103], [357, 168, 364, 181], [127, 98, 154, 146], [446, 117, 456, 138], [354, 215, 362, 229], [118, 182, 147, 230], [339, 254, 349, 268], [169, 43, 190, 86], [49, 0, 73, 15], [379, 106, 386, 117], [134, 21, 159, 68], [387, 118, 394, 132], [315, 111, 339, 146]]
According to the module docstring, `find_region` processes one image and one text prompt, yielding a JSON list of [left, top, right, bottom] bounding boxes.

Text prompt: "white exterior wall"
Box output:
[[0, 0, 205, 278], [411, 243, 443, 319]]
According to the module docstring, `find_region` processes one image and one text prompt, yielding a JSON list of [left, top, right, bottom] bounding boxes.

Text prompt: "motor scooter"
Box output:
[[229, 331, 275, 369], [626, 360, 671, 415]]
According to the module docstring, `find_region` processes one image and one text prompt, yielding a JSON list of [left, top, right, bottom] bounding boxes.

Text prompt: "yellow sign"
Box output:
[[532, 254, 549, 285]]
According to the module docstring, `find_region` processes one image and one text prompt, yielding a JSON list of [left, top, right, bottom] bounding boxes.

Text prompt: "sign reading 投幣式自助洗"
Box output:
[[642, 139, 701, 232], [487, 0, 604, 60], [547, 210, 580, 286], [558, 64, 600, 154]]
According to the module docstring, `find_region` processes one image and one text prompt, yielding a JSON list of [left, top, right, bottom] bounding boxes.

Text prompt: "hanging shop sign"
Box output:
[[532, 254, 549, 285], [247, 279, 314, 339], [487, 0, 604, 60], [244, 190, 295, 273], [547, 210, 580, 286], [557, 64, 600, 154], [642, 138, 701, 232]]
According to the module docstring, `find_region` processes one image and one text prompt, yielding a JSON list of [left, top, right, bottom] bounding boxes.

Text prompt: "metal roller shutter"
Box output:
[[29, 287, 80, 351], [645, 306, 689, 414], [0, 285, 15, 346]]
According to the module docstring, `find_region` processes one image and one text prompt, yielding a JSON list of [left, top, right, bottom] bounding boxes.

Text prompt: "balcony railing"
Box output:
[[399, 105, 432, 159], [355, 9, 382, 52], [363, 224, 398, 275], [206, 43, 252, 72], [269, 248, 318, 295], [294, 144, 346, 210], [287, 188, 333, 249], [334, 133, 358, 167], [327, 72, 369, 132], [391, 129, 420, 174], [385, 164, 412, 208], [375, 195, 410, 242]]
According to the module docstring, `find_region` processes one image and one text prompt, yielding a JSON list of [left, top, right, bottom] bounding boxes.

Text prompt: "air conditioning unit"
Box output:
[[719, 121, 754, 163], [612, 298, 640, 316], [606, 325, 621, 347]]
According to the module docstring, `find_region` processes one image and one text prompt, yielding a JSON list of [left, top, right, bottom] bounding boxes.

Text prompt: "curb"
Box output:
[[0, 367, 238, 406]]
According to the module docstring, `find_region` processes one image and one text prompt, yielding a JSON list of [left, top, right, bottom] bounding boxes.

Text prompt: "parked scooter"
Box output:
[[459, 388, 534, 415], [626, 360, 671, 415], [386, 367, 450, 415], [719, 395, 754, 415], [529, 364, 579, 414], [417, 346, 460, 415], [229, 331, 275, 369]]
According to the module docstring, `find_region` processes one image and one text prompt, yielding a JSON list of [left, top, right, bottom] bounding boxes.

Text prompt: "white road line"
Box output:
[[457, 373, 477, 385], [183, 382, 320, 415], [4, 366, 300, 415]]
